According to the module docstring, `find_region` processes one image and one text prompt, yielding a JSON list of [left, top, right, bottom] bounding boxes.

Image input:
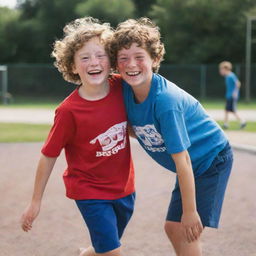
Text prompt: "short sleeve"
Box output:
[[227, 76, 236, 84], [41, 107, 75, 157], [158, 110, 191, 154]]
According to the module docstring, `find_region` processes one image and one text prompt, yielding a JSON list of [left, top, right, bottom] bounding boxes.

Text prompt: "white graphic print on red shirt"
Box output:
[[90, 121, 127, 157]]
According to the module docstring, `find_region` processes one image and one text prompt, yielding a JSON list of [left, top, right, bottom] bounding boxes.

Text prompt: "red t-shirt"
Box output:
[[41, 75, 135, 200]]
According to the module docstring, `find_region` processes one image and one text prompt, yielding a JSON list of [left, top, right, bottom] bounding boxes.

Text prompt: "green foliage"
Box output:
[[75, 0, 135, 26], [0, 7, 20, 62], [131, 0, 157, 17], [1, 0, 256, 64], [149, 0, 256, 64]]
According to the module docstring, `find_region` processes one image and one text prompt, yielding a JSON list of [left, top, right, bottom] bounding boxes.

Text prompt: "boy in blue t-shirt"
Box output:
[[109, 18, 233, 256], [219, 61, 246, 129]]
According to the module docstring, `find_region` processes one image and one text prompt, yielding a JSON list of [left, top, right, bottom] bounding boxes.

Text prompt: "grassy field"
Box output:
[[0, 123, 51, 143], [0, 121, 256, 143], [0, 97, 61, 109], [217, 121, 256, 132], [201, 99, 256, 109], [1, 97, 256, 110]]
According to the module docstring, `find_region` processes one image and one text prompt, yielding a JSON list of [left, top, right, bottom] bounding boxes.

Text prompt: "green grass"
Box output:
[[0, 96, 61, 109], [0, 123, 51, 142], [217, 121, 256, 132], [1, 97, 256, 110], [0, 121, 256, 143], [201, 99, 256, 110]]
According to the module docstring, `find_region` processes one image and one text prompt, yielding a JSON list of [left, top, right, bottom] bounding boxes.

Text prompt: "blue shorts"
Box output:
[[76, 193, 135, 254], [166, 143, 233, 228], [225, 98, 237, 112]]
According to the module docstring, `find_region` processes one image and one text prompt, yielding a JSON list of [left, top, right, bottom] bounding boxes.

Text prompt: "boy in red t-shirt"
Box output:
[[20, 17, 135, 256]]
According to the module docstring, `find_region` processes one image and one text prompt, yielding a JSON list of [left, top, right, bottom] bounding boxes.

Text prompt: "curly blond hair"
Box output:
[[52, 17, 113, 85], [108, 18, 165, 73]]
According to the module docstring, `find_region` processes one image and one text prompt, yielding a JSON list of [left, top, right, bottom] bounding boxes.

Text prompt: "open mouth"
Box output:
[[126, 71, 141, 77], [88, 70, 103, 75]]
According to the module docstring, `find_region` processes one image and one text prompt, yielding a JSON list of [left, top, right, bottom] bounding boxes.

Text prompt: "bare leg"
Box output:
[[223, 110, 229, 129], [79, 246, 121, 256], [165, 221, 203, 256], [231, 111, 247, 129], [232, 111, 242, 123]]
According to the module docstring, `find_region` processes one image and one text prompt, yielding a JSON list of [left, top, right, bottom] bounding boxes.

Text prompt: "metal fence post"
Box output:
[[0, 65, 8, 105]]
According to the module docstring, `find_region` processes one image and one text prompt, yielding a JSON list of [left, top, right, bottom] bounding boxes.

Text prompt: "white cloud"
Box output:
[[0, 0, 17, 8]]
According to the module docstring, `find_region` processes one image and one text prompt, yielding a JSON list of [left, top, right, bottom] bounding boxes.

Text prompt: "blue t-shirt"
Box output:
[[225, 72, 239, 99], [123, 73, 228, 177]]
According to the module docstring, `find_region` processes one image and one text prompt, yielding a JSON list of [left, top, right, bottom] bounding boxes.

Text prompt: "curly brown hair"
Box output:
[[108, 18, 165, 73], [51, 17, 113, 85]]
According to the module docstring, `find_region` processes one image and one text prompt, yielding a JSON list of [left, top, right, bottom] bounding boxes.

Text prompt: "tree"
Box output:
[[150, 0, 256, 64], [131, 0, 157, 17], [0, 7, 20, 63], [75, 0, 135, 27]]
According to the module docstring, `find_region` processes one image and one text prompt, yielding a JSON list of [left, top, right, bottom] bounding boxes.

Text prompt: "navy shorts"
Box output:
[[166, 143, 233, 228], [76, 193, 135, 254], [225, 98, 237, 112]]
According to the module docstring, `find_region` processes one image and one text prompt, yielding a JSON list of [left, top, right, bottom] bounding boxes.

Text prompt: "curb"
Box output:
[[231, 143, 256, 155]]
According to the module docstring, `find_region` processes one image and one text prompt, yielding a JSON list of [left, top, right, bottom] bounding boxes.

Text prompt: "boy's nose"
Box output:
[[127, 58, 137, 68], [90, 56, 100, 66]]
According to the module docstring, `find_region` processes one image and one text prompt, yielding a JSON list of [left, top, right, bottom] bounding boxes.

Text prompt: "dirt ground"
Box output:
[[1, 139, 256, 256]]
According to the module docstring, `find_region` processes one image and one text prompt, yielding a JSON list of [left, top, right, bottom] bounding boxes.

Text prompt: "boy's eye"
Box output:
[[136, 56, 144, 59], [82, 57, 89, 60], [119, 57, 128, 61], [97, 54, 106, 58]]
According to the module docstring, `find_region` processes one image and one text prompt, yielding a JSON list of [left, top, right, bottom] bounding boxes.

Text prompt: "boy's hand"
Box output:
[[232, 91, 238, 99], [181, 211, 203, 243], [20, 201, 41, 232]]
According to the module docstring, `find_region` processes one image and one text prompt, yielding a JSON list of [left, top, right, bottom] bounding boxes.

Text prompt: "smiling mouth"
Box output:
[[88, 70, 103, 75], [126, 71, 141, 77]]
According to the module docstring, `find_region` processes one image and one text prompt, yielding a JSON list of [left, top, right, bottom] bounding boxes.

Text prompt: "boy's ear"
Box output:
[[153, 57, 161, 69]]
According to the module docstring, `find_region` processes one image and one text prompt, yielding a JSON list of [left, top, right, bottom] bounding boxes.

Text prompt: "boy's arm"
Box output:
[[236, 80, 241, 88], [233, 79, 241, 98], [20, 154, 57, 232], [171, 150, 203, 243], [127, 123, 136, 138]]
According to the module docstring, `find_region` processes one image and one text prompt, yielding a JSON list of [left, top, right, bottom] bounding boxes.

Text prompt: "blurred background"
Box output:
[[0, 0, 256, 140], [0, 0, 256, 103]]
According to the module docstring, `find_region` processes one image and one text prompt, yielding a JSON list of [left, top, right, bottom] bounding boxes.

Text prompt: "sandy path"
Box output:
[[0, 140, 256, 256], [0, 108, 255, 124]]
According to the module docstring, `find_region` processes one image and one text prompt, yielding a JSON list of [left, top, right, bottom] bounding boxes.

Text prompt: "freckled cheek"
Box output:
[[100, 59, 111, 70], [117, 62, 126, 73]]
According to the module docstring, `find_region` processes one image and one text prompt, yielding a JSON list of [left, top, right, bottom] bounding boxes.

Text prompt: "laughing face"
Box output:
[[117, 43, 156, 89], [73, 37, 111, 88]]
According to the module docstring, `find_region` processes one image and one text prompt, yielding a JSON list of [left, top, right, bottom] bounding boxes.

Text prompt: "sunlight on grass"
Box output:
[[217, 121, 256, 132], [201, 100, 256, 110], [0, 123, 51, 142], [0, 121, 255, 143]]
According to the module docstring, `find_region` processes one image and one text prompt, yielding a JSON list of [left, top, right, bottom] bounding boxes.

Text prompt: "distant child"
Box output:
[[110, 18, 233, 256], [219, 61, 246, 129], [20, 17, 135, 256]]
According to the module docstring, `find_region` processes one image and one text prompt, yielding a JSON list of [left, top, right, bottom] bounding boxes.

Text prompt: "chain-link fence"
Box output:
[[160, 64, 256, 99], [1, 63, 256, 102]]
